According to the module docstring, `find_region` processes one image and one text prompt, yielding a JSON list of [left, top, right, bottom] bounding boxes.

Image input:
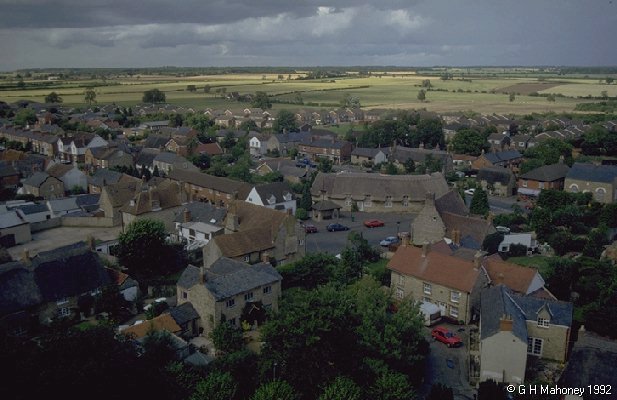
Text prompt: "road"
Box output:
[[303, 211, 415, 256]]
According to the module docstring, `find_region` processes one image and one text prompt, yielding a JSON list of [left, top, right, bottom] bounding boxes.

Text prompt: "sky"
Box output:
[[1, 0, 616, 70]]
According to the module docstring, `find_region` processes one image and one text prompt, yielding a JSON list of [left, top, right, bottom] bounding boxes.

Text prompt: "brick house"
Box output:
[[297, 136, 352, 164], [517, 162, 570, 198], [168, 169, 252, 208]]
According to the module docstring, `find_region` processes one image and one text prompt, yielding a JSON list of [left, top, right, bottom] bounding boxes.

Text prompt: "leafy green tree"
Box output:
[[581, 124, 617, 156], [186, 114, 214, 134], [482, 232, 505, 254], [186, 84, 196, 92], [509, 93, 515, 102], [141, 330, 178, 368], [251, 381, 297, 400], [276, 253, 338, 290], [117, 219, 176, 282], [294, 207, 308, 220], [426, 383, 453, 400], [318, 376, 362, 400], [190, 371, 237, 400], [582, 224, 609, 258], [469, 188, 489, 216], [546, 94, 556, 102], [478, 379, 507, 400], [84, 88, 97, 106], [143, 88, 166, 103], [210, 321, 244, 354], [340, 93, 361, 108], [204, 84, 211, 93], [368, 370, 416, 400], [239, 119, 259, 132], [318, 158, 333, 173], [452, 128, 489, 156], [94, 285, 128, 318], [252, 91, 272, 109], [273, 109, 299, 133], [13, 108, 37, 127], [45, 91, 63, 103], [417, 89, 426, 102]]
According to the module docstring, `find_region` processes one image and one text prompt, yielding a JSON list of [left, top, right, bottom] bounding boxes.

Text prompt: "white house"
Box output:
[[245, 182, 296, 214], [57, 133, 108, 163], [47, 163, 88, 192], [498, 233, 538, 254], [176, 221, 224, 250], [249, 133, 269, 157]]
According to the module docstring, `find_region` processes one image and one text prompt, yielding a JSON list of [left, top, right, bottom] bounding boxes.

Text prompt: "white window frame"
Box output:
[[396, 288, 404, 299], [364, 195, 372, 208], [384, 196, 393, 208], [398, 274, 405, 286], [449, 306, 459, 319], [527, 337, 543, 356], [537, 317, 550, 328], [263, 286, 272, 294], [226, 299, 235, 308], [450, 291, 461, 303], [402, 196, 409, 207], [244, 292, 254, 301], [423, 282, 432, 295], [244, 255, 250, 262], [58, 307, 71, 317]]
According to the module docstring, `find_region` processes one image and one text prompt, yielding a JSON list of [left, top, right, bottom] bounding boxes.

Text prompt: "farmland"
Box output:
[[0, 69, 613, 115]]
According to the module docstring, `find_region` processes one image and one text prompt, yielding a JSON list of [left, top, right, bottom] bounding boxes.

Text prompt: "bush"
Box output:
[[295, 208, 309, 220]]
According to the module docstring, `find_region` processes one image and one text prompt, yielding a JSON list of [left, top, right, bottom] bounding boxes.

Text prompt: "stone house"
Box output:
[[57, 133, 108, 163], [254, 159, 309, 184], [248, 133, 270, 157], [564, 163, 617, 203], [46, 163, 88, 193], [297, 136, 352, 164], [0, 210, 31, 246], [387, 242, 486, 324], [168, 169, 252, 208], [174, 203, 227, 250], [267, 131, 310, 156], [152, 152, 198, 176], [176, 257, 282, 336], [84, 147, 134, 171], [389, 145, 454, 173], [22, 172, 64, 199], [477, 166, 516, 197], [517, 162, 570, 198], [202, 201, 305, 268], [471, 150, 522, 173], [310, 172, 449, 213], [350, 147, 390, 166], [119, 179, 183, 232], [99, 179, 142, 224], [479, 285, 572, 384]]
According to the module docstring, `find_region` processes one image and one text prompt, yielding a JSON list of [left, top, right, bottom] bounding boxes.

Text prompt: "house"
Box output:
[[0, 210, 31, 246], [84, 147, 134, 171], [106, 268, 139, 302], [310, 172, 449, 213], [248, 133, 270, 157], [0, 242, 111, 335], [389, 145, 454, 173], [168, 169, 252, 207], [558, 328, 617, 400], [152, 152, 198, 176], [410, 193, 447, 245], [176, 257, 282, 336], [255, 159, 309, 183], [297, 136, 352, 164], [135, 148, 160, 173], [350, 147, 390, 166], [245, 182, 296, 214], [119, 179, 183, 232], [121, 313, 181, 340], [57, 133, 108, 163], [518, 162, 570, 198], [311, 200, 341, 221], [471, 150, 522, 172], [479, 285, 572, 384], [388, 242, 485, 324], [564, 163, 617, 203], [174, 203, 227, 250], [497, 233, 539, 255], [7, 203, 51, 223], [482, 255, 550, 298], [99, 179, 142, 224], [439, 211, 496, 250], [477, 166, 517, 196], [29, 132, 59, 157], [87, 169, 125, 194], [267, 131, 311, 155], [21, 172, 64, 199], [46, 163, 88, 193], [195, 142, 223, 157], [202, 201, 305, 268], [0, 164, 21, 188], [47, 197, 81, 217]]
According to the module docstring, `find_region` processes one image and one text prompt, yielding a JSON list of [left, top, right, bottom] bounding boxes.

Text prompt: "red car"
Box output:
[[304, 224, 318, 234], [364, 219, 385, 228], [431, 326, 463, 348]]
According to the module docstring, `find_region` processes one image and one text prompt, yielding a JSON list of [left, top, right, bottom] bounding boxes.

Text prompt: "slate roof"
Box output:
[[169, 302, 200, 325], [251, 182, 294, 204], [168, 169, 252, 198], [9, 203, 48, 215], [300, 136, 350, 149], [0, 210, 28, 228], [143, 134, 170, 149], [519, 162, 570, 182], [388, 245, 481, 293], [483, 150, 522, 164], [154, 151, 185, 164], [0, 164, 19, 178], [477, 166, 515, 185], [204, 258, 281, 301], [172, 202, 227, 225], [390, 146, 450, 164], [135, 148, 160, 167], [47, 198, 79, 213], [0, 261, 42, 316], [351, 147, 390, 157], [273, 131, 310, 144], [311, 200, 341, 211], [23, 171, 51, 187], [566, 162, 617, 183], [46, 163, 74, 178], [88, 169, 123, 187], [74, 194, 100, 207], [435, 190, 468, 216]]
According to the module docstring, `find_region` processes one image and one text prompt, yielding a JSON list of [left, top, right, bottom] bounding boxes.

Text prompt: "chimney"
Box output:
[[86, 235, 95, 251], [473, 251, 483, 269], [499, 314, 513, 331], [21, 249, 30, 264], [400, 233, 410, 247], [199, 265, 206, 283], [183, 208, 191, 223], [452, 228, 461, 246], [260, 252, 270, 264], [422, 241, 430, 257], [425, 191, 435, 206]]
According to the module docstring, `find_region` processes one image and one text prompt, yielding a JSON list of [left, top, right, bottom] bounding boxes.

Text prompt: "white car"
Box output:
[[464, 188, 476, 196]]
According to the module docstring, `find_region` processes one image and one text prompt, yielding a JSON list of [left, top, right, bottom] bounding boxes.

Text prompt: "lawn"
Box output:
[[507, 255, 553, 277]]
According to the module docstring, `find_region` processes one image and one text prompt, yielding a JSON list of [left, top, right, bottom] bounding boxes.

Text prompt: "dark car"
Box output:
[[363, 219, 385, 228], [304, 224, 318, 234], [327, 223, 349, 232], [431, 326, 463, 348]]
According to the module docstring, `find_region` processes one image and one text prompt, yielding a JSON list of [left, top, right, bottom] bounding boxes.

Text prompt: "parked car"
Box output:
[[327, 223, 349, 232], [304, 224, 318, 234], [364, 219, 385, 228], [295, 158, 315, 168], [464, 188, 476, 196], [431, 326, 463, 348], [380, 236, 400, 247], [495, 225, 511, 234]]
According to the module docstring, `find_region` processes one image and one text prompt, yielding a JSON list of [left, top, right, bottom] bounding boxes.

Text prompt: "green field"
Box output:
[[0, 71, 607, 115]]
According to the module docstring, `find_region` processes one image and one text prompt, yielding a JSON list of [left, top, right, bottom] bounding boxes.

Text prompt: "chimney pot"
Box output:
[[183, 208, 191, 223], [422, 242, 430, 257], [499, 314, 513, 331]]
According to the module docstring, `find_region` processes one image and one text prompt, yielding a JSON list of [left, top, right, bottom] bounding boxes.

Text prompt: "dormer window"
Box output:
[[537, 317, 550, 328], [267, 195, 276, 205]]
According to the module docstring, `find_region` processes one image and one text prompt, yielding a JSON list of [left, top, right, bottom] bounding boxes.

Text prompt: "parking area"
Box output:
[[303, 211, 416, 256], [420, 323, 476, 400], [7, 225, 122, 259]]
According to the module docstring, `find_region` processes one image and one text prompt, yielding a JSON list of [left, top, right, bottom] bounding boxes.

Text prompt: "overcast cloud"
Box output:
[[0, 0, 615, 70]]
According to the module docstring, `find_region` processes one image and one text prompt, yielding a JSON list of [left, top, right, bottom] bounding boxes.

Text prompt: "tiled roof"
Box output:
[[440, 211, 495, 250], [477, 166, 515, 185], [122, 313, 181, 339], [520, 162, 570, 182], [566, 162, 617, 183], [387, 245, 481, 293], [483, 257, 541, 295], [483, 150, 522, 164], [169, 302, 200, 325], [204, 258, 281, 301], [168, 169, 252, 199]]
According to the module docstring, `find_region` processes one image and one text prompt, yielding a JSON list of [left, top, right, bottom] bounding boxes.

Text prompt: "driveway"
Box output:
[[419, 323, 476, 400]]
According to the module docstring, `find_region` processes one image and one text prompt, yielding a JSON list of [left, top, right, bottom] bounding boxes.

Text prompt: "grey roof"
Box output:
[[477, 166, 515, 185], [177, 265, 200, 289], [351, 147, 390, 157], [88, 169, 123, 187], [520, 162, 570, 182], [47, 198, 79, 212], [23, 171, 51, 187], [169, 302, 200, 325], [135, 148, 160, 167], [435, 190, 468, 216], [0, 261, 42, 316], [172, 202, 227, 225], [143, 134, 170, 149], [154, 151, 185, 164], [0, 210, 28, 228], [0, 164, 19, 178], [204, 258, 282, 301], [481, 285, 572, 341], [390, 146, 450, 164], [273, 131, 310, 144], [567, 162, 617, 183], [483, 150, 522, 164], [300, 136, 350, 149], [252, 182, 294, 204], [9, 203, 48, 215], [74, 194, 100, 207]]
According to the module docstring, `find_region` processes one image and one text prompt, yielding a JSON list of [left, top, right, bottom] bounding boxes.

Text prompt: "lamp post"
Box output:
[[397, 221, 400, 236]]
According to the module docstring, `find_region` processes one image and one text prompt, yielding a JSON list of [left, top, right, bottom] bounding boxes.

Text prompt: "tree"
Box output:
[[421, 79, 431, 88], [251, 381, 297, 400], [426, 383, 453, 400], [341, 93, 361, 108], [318, 376, 362, 400], [368, 370, 416, 400], [84, 88, 97, 106], [143, 88, 166, 103], [277, 253, 338, 290], [451, 128, 489, 156], [403, 158, 416, 173], [273, 109, 298, 133], [252, 91, 272, 109], [16, 77, 25, 89], [190, 371, 237, 400], [318, 158, 333, 173], [117, 219, 176, 282], [417, 89, 426, 102], [239, 119, 259, 132], [13, 108, 37, 127], [606, 77, 614, 84], [509, 92, 515, 102], [186, 85, 196, 92], [482, 232, 505, 254], [210, 321, 244, 354], [478, 379, 507, 400], [45, 91, 63, 103], [470, 188, 489, 216], [546, 93, 556, 102], [204, 84, 212, 93]]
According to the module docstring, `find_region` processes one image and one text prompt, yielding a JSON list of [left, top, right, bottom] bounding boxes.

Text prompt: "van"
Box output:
[[420, 301, 442, 327]]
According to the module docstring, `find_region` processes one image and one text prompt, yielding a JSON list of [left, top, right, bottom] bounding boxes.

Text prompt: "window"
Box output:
[[450, 291, 461, 303], [402, 196, 409, 207], [182, 291, 188, 299], [298, 239, 304, 246], [244, 255, 250, 262], [226, 299, 235, 308], [385, 196, 393, 208], [228, 318, 237, 326], [527, 337, 543, 356], [423, 283, 432, 295], [596, 187, 607, 202], [537, 317, 549, 328], [364, 195, 372, 208], [396, 288, 404, 299], [569, 184, 579, 193], [244, 292, 254, 301], [398, 274, 405, 286], [345, 196, 352, 207], [449, 306, 459, 319], [522, 180, 528, 188], [58, 307, 71, 317], [423, 296, 432, 303], [263, 286, 272, 294]]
